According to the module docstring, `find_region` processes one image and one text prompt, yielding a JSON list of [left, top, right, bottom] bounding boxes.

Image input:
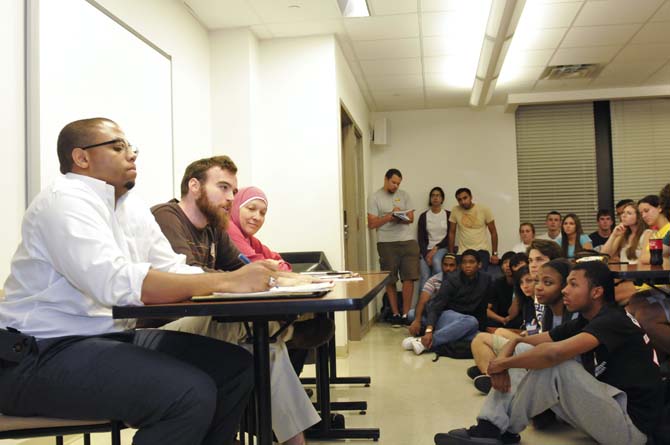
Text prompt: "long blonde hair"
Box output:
[[622, 203, 648, 260]]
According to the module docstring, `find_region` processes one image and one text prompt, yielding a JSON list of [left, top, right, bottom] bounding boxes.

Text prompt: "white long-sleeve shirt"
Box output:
[[0, 173, 201, 339]]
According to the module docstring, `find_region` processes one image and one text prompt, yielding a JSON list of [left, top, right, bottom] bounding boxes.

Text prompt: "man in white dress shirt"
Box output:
[[0, 118, 274, 445]]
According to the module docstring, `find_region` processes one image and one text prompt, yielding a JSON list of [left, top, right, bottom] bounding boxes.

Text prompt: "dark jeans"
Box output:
[[0, 329, 254, 445]]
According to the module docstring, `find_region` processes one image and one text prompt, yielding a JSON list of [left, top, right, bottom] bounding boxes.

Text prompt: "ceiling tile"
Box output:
[[248, 0, 342, 23], [424, 73, 474, 91], [265, 19, 345, 38], [646, 61, 670, 83], [534, 78, 594, 91], [495, 78, 538, 94], [422, 35, 475, 57], [598, 59, 667, 80], [360, 58, 423, 76], [374, 89, 425, 110], [498, 66, 546, 86], [632, 21, 670, 44], [589, 76, 646, 88], [504, 49, 555, 67], [516, 1, 583, 29], [353, 38, 421, 59], [574, 0, 664, 26], [421, 10, 488, 37], [561, 24, 640, 48], [367, 75, 424, 90], [613, 43, 670, 62], [368, 0, 418, 15], [550, 45, 620, 65], [421, 0, 470, 12], [344, 14, 420, 40], [425, 93, 471, 108], [652, 1, 670, 21], [511, 28, 568, 50], [423, 55, 478, 73], [185, 0, 262, 28]]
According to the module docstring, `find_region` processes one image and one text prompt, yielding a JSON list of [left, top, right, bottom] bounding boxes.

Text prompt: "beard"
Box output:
[[196, 191, 229, 232]]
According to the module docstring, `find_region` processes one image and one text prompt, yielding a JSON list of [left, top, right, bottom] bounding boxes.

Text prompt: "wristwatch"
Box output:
[[492, 251, 498, 256], [425, 328, 433, 334]]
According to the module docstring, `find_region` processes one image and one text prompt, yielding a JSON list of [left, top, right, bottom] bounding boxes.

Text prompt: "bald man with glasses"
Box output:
[[0, 117, 274, 445]]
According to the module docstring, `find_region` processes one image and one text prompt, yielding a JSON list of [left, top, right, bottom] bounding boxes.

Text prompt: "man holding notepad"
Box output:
[[367, 168, 420, 327]]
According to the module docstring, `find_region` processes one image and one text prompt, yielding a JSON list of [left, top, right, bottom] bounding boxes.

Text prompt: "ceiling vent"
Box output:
[[541, 64, 601, 80]]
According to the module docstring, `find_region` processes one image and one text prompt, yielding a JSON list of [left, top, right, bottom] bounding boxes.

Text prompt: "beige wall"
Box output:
[[369, 107, 521, 254]]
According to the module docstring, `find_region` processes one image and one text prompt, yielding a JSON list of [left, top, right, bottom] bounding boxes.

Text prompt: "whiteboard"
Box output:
[[28, 0, 174, 205]]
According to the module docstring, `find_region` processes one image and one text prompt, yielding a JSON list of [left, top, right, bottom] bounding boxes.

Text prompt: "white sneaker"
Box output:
[[411, 338, 426, 355], [401, 336, 416, 350]]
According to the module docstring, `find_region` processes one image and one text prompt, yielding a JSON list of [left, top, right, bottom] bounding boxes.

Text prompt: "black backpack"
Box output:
[[431, 339, 473, 362]]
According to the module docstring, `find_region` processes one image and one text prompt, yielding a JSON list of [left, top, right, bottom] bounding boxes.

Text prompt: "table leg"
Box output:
[[252, 321, 272, 445]]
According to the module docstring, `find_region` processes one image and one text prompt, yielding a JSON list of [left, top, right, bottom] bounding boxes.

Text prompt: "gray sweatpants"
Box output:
[[478, 343, 647, 445]]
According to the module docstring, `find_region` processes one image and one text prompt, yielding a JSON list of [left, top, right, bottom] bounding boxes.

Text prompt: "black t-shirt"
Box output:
[[488, 276, 514, 317], [549, 305, 663, 435], [589, 231, 609, 248]]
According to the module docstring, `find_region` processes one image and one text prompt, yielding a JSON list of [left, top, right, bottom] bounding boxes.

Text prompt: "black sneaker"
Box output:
[[434, 420, 502, 444], [501, 432, 520, 444], [531, 409, 556, 430], [467, 365, 483, 380], [473, 375, 492, 394], [390, 314, 404, 327]]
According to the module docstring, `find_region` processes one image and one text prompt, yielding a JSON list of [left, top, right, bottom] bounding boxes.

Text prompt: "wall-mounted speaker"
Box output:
[[372, 118, 389, 145]]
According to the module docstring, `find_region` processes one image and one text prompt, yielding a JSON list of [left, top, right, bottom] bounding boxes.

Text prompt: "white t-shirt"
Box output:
[[426, 209, 448, 249]]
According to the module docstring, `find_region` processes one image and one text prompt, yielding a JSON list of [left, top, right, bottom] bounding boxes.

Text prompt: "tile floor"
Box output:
[[1, 324, 596, 445]]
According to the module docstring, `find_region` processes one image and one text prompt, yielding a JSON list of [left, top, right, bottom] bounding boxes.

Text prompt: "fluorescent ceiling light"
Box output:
[[337, 0, 370, 18], [430, 1, 491, 89], [470, 0, 526, 108]]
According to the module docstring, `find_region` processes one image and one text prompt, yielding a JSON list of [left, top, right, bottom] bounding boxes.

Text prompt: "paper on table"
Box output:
[[192, 281, 335, 300]]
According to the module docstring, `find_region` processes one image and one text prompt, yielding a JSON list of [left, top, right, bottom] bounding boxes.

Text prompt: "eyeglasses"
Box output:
[[80, 138, 139, 156]]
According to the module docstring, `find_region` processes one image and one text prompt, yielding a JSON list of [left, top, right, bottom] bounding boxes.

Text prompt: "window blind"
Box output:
[[611, 98, 670, 203], [515, 103, 599, 234]]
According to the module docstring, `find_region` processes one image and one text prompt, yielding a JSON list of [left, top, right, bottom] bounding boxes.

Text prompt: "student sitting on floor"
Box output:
[[486, 252, 521, 330], [404, 250, 491, 355], [435, 261, 663, 445], [405, 254, 459, 340], [468, 265, 537, 395]]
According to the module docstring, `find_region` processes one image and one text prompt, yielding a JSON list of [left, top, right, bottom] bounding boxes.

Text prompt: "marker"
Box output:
[[238, 253, 251, 264]]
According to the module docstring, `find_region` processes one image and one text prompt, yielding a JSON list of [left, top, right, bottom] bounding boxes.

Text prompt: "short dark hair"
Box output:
[[639, 195, 660, 207], [615, 199, 634, 209], [596, 209, 612, 219], [527, 239, 562, 260], [428, 186, 445, 206], [455, 187, 471, 198], [500, 251, 515, 264], [572, 261, 615, 304], [57, 117, 118, 174], [546, 211, 561, 220], [509, 252, 528, 269], [385, 168, 402, 180], [180, 156, 238, 197], [460, 249, 481, 263]]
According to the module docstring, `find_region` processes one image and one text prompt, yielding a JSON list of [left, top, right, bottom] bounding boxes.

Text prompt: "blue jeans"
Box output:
[[407, 309, 479, 347], [419, 248, 448, 291]]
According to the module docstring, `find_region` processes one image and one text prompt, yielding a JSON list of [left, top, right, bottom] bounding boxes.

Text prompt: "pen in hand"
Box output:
[[238, 253, 252, 264]]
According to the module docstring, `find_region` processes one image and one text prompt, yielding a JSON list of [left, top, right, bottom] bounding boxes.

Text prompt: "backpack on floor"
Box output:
[[431, 339, 473, 362]]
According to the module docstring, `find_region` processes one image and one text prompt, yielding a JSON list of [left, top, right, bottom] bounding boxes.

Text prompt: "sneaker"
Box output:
[[434, 420, 502, 445], [467, 365, 483, 380], [390, 314, 404, 328], [411, 338, 426, 355], [473, 375, 492, 394], [402, 336, 416, 350], [531, 409, 556, 430], [401, 314, 410, 325], [501, 432, 520, 444]]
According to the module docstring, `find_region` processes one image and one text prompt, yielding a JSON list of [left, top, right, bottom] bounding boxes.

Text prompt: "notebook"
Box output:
[[191, 282, 334, 301]]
